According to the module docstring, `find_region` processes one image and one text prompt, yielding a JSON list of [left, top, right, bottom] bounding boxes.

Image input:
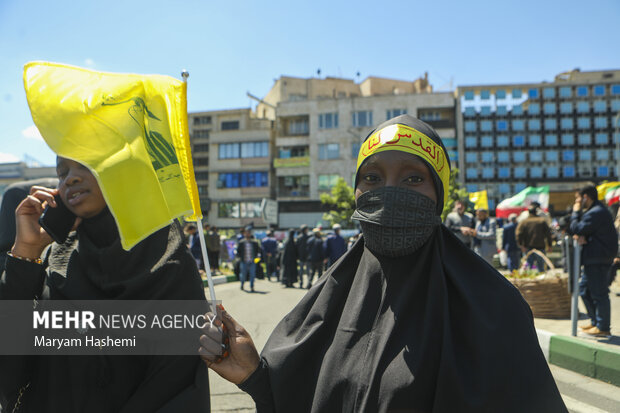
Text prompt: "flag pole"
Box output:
[[182, 69, 217, 304]]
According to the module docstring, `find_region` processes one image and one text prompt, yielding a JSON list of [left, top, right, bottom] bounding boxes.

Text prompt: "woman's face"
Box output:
[[355, 151, 437, 203], [56, 157, 106, 218]]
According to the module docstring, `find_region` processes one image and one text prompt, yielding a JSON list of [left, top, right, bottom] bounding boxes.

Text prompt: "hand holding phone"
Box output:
[[38, 194, 77, 244]]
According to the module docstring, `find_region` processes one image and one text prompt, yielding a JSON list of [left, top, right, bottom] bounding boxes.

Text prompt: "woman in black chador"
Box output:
[[280, 229, 298, 288], [201, 115, 567, 413]]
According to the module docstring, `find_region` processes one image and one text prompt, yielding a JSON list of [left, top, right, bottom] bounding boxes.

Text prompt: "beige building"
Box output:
[[0, 162, 57, 197]]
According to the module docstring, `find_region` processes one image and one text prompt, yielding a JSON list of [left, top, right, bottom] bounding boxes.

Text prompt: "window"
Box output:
[[480, 90, 490, 99], [443, 138, 457, 147], [593, 85, 605, 96], [578, 134, 591, 145], [496, 89, 506, 99], [513, 136, 525, 147], [531, 167, 543, 178], [561, 134, 574, 145], [193, 143, 209, 153], [218, 172, 268, 188], [319, 112, 339, 129], [482, 168, 493, 178], [559, 87, 571, 98], [530, 151, 543, 162], [498, 152, 509, 162], [544, 119, 557, 129], [613, 100, 620, 111], [497, 105, 507, 115], [448, 150, 458, 161], [466, 168, 478, 178], [560, 102, 573, 114], [513, 151, 526, 162], [481, 136, 493, 147], [529, 103, 540, 115], [221, 120, 239, 130], [543, 87, 555, 98], [528, 88, 539, 98], [464, 121, 477, 132], [352, 111, 373, 127], [596, 149, 609, 160], [578, 150, 591, 161], [318, 143, 340, 160], [466, 184, 479, 192], [465, 136, 477, 147], [219, 143, 240, 159], [512, 105, 523, 115], [387, 109, 407, 119], [464, 107, 476, 117], [480, 106, 492, 116], [545, 151, 559, 161], [528, 119, 541, 130], [562, 150, 575, 161], [480, 120, 492, 131], [242, 142, 269, 158], [577, 86, 588, 97], [546, 167, 559, 178], [318, 174, 340, 191], [545, 135, 558, 146], [351, 142, 361, 158], [560, 118, 573, 129], [594, 100, 607, 113], [577, 117, 591, 129], [529, 135, 542, 146], [514, 167, 526, 178], [497, 120, 508, 131], [595, 133, 608, 145], [497, 135, 509, 147], [218, 202, 239, 218], [512, 89, 523, 98], [594, 117, 607, 128], [499, 183, 511, 194], [577, 101, 589, 113], [481, 152, 493, 162], [563, 166, 575, 177], [287, 118, 309, 135], [279, 175, 310, 197], [466, 152, 477, 163], [464, 91, 474, 100], [612, 85, 620, 95], [279, 146, 308, 158], [597, 166, 610, 177], [512, 120, 525, 131], [544, 103, 556, 114], [218, 201, 262, 218], [498, 167, 510, 178], [194, 157, 209, 166], [194, 116, 212, 125], [193, 129, 211, 139], [195, 172, 209, 180]]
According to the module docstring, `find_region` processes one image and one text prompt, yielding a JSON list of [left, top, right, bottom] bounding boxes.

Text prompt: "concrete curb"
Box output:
[[537, 329, 620, 386]]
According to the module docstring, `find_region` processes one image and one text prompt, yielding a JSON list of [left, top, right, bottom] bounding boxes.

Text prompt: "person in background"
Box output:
[[473, 208, 497, 265], [305, 228, 325, 289], [261, 231, 278, 281], [445, 199, 475, 248], [280, 229, 299, 288], [502, 213, 521, 271], [296, 225, 310, 288], [185, 224, 202, 270], [570, 185, 618, 338], [324, 224, 347, 268], [610, 208, 620, 292], [516, 202, 553, 271], [206, 225, 221, 274], [237, 228, 261, 292]]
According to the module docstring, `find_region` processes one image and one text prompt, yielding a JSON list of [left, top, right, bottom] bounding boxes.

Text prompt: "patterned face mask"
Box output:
[[352, 186, 441, 257]]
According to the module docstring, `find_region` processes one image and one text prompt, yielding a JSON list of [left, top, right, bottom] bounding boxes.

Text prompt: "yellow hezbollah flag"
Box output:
[[23, 61, 201, 250], [469, 190, 489, 210]]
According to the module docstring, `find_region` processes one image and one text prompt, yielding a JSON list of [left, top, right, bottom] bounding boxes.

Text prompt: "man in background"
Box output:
[[516, 202, 552, 271], [305, 228, 325, 289], [324, 224, 347, 268], [296, 225, 310, 288], [473, 208, 497, 265], [237, 228, 262, 292], [502, 213, 521, 271], [206, 225, 221, 274], [261, 230, 279, 281], [445, 199, 475, 248]]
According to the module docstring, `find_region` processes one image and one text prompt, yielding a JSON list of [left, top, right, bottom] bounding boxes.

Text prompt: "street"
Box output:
[[207, 278, 620, 413]]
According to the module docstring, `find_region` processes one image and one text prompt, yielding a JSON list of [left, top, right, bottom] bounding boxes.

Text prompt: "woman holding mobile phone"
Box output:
[[0, 157, 210, 412]]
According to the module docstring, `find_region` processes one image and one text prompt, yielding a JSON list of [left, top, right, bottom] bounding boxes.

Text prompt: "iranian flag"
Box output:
[[596, 182, 620, 205], [495, 186, 549, 218]]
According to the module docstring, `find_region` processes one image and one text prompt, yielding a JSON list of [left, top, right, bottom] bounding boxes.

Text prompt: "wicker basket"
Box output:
[[507, 249, 571, 319]]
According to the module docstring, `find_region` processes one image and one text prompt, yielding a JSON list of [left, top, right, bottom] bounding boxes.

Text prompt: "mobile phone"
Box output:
[[38, 194, 77, 244]]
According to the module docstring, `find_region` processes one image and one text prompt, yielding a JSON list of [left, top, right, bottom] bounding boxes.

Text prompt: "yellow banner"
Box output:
[[23, 62, 201, 250], [596, 181, 620, 200], [273, 156, 310, 168], [469, 190, 489, 210], [356, 123, 449, 207]]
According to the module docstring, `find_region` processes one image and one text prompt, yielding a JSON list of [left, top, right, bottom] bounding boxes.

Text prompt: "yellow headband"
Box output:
[[356, 123, 450, 208]]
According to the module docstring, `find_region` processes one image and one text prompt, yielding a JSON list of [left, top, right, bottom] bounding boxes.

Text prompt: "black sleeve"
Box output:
[[238, 358, 275, 413]]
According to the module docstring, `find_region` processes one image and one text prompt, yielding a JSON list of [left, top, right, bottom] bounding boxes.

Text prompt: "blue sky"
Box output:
[[1, 0, 619, 166]]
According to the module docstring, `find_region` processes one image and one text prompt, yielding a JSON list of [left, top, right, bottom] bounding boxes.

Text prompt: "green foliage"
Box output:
[[320, 178, 356, 229], [441, 168, 469, 221]]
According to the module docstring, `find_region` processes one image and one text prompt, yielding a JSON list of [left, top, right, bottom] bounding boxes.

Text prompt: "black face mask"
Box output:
[[351, 186, 441, 257]]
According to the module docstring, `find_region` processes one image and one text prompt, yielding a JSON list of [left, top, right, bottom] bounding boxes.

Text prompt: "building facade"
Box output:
[[456, 69, 620, 211], [0, 162, 57, 198]]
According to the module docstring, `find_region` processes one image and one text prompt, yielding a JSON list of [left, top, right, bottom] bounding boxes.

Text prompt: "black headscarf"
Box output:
[[241, 116, 566, 412]]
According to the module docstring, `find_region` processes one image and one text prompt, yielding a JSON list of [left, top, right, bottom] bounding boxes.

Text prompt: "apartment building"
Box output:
[[188, 108, 273, 229], [0, 162, 56, 196], [456, 69, 620, 211]]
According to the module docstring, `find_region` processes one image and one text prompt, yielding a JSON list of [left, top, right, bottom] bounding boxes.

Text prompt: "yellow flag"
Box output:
[[23, 62, 201, 250], [596, 181, 620, 201], [468, 190, 489, 210]]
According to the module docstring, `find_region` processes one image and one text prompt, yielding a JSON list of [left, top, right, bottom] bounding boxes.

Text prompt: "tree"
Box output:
[[320, 178, 356, 229], [441, 168, 469, 221]]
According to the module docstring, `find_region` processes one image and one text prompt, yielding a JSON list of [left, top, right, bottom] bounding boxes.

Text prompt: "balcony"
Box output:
[[274, 156, 310, 168]]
